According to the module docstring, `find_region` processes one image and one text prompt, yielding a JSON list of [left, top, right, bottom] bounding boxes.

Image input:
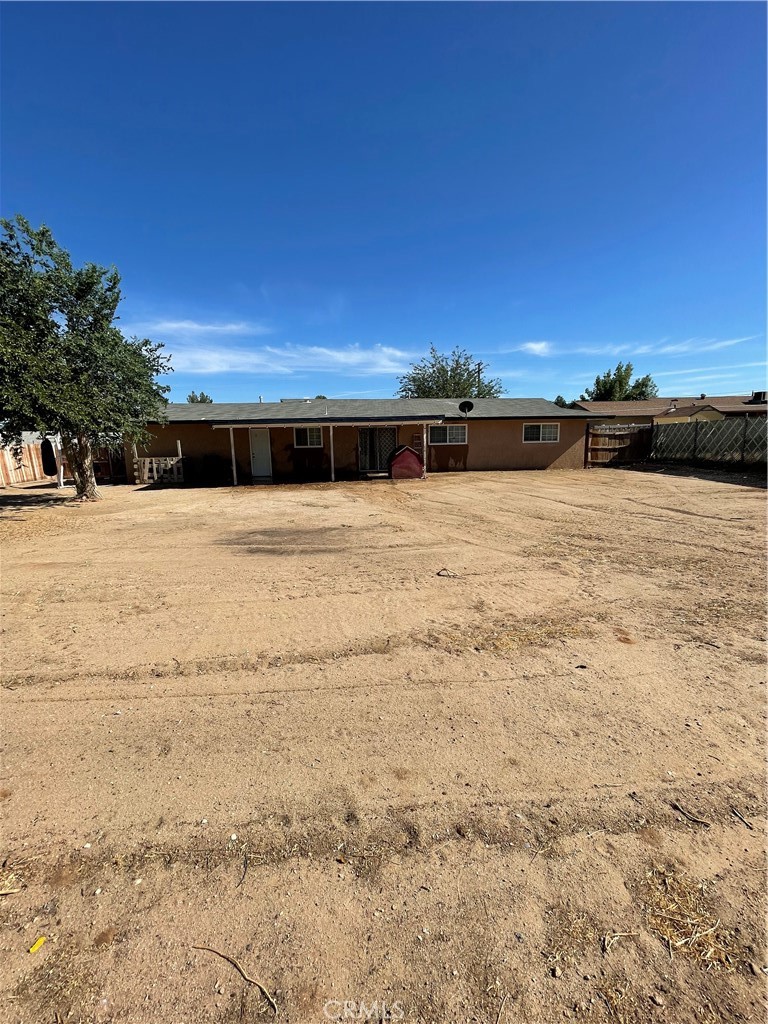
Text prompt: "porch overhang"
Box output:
[[211, 420, 443, 483], [210, 420, 444, 429]]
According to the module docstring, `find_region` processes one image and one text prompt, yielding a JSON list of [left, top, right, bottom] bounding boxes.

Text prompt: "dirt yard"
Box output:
[[1, 468, 765, 1024]]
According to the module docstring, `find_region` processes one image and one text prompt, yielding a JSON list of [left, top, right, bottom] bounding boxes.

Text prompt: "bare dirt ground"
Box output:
[[1, 468, 765, 1024]]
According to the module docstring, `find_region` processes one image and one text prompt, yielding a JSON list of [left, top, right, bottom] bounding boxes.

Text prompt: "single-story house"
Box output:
[[575, 391, 768, 425], [127, 398, 595, 486]]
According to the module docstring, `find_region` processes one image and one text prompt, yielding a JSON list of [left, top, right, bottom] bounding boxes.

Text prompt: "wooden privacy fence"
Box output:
[[585, 423, 653, 467], [0, 443, 48, 486], [651, 417, 767, 467]]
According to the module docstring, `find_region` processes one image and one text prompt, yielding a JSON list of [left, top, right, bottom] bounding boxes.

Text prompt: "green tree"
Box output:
[[187, 391, 213, 403], [554, 394, 579, 409], [579, 361, 658, 402], [314, 394, 328, 400], [0, 215, 171, 500], [397, 345, 503, 399]]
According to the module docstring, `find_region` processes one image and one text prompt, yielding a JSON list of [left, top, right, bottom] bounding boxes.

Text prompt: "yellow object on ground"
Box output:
[[28, 936, 47, 954]]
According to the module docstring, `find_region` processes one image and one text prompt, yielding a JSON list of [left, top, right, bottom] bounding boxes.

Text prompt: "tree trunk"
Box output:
[[61, 432, 100, 500]]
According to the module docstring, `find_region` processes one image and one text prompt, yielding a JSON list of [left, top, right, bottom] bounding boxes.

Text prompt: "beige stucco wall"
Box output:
[[425, 418, 587, 472], [127, 417, 588, 484], [126, 423, 250, 485]]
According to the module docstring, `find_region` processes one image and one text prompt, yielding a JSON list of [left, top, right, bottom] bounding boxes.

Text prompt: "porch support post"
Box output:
[[329, 424, 335, 482], [229, 427, 238, 486], [56, 439, 65, 488], [422, 422, 427, 478]]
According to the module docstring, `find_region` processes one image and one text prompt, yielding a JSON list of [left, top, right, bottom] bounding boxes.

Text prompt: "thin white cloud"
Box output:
[[572, 335, 759, 358], [652, 361, 767, 378], [167, 345, 281, 374], [650, 373, 756, 387], [657, 335, 759, 355], [167, 341, 412, 377], [573, 343, 654, 356], [269, 344, 410, 375], [123, 318, 273, 338], [517, 341, 553, 357]]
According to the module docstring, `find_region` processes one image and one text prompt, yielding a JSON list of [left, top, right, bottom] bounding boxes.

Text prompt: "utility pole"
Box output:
[[476, 362, 482, 397]]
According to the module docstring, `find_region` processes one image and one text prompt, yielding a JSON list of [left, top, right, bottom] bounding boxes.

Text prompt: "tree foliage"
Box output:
[[397, 345, 503, 399], [579, 361, 658, 402], [187, 391, 213, 403], [554, 394, 578, 409], [0, 215, 171, 499]]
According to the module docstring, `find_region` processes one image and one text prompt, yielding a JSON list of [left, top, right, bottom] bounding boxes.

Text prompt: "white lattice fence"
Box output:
[[135, 456, 184, 484], [651, 417, 767, 466]]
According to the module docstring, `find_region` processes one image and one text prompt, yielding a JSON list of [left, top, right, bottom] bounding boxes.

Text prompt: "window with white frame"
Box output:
[[294, 426, 323, 448], [429, 423, 468, 445], [522, 422, 560, 443]]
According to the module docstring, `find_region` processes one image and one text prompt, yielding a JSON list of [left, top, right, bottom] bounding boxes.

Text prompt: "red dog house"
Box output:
[[389, 445, 424, 479]]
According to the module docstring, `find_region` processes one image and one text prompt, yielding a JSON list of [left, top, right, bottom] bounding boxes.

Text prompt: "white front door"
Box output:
[[249, 429, 272, 479]]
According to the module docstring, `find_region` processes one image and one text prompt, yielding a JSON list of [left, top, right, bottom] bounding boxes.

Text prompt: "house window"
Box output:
[[294, 426, 323, 448], [523, 422, 560, 443], [429, 424, 468, 445]]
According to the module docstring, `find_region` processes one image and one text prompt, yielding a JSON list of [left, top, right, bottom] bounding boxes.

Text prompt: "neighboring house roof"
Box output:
[[575, 394, 767, 417], [158, 398, 593, 424], [655, 404, 720, 419], [574, 398, 674, 417], [704, 399, 767, 415]]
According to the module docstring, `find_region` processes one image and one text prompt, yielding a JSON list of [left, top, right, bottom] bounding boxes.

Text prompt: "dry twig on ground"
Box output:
[[192, 945, 277, 1014], [671, 801, 711, 828], [601, 932, 638, 956]]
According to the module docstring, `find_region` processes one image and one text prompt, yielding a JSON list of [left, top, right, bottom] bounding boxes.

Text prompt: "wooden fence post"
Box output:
[[691, 420, 700, 461], [583, 423, 591, 469]]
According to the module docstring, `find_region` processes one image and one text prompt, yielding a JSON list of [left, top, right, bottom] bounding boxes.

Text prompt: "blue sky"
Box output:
[[2, 2, 765, 402]]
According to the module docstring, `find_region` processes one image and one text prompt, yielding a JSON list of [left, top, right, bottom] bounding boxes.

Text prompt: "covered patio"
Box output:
[[213, 418, 442, 483]]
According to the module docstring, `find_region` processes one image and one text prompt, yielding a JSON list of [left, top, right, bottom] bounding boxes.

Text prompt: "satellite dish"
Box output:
[[458, 400, 474, 417]]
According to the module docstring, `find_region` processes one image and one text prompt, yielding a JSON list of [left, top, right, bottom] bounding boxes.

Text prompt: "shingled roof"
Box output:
[[575, 394, 766, 417], [158, 398, 593, 424]]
